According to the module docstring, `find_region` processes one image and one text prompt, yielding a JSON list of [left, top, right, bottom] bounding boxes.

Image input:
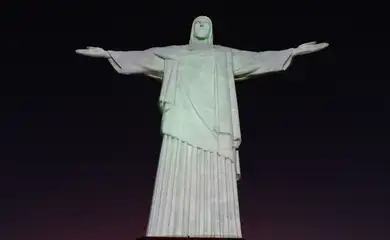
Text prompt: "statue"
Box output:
[[76, 16, 328, 239]]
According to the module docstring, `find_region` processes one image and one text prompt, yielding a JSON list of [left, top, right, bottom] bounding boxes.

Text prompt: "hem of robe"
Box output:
[[161, 133, 241, 181], [281, 49, 294, 70]]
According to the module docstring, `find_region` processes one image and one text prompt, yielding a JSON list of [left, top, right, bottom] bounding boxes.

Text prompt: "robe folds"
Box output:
[[107, 45, 293, 237], [108, 45, 294, 179]]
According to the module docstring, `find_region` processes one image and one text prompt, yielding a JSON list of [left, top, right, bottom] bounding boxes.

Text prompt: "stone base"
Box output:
[[137, 237, 244, 240]]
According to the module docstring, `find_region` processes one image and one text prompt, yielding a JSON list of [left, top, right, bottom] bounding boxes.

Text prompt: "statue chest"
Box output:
[[178, 52, 216, 73], [177, 51, 230, 79]]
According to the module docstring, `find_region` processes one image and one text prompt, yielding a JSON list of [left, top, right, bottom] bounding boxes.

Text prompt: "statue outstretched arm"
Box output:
[[232, 41, 328, 81], [76, 46, 164, 80]]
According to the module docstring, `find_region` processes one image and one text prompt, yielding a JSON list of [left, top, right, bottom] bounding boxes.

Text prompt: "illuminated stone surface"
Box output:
[[76, 15, 328, 238]]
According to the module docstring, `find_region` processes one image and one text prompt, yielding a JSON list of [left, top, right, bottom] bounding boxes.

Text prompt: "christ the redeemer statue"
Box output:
[[76, 16, 328, 239]]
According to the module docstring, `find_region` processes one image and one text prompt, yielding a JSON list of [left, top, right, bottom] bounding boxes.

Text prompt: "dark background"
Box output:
[[1, 1, 388, 240]]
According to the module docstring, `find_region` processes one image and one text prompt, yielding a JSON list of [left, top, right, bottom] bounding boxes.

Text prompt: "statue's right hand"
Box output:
[[75, 46, 109, 58]]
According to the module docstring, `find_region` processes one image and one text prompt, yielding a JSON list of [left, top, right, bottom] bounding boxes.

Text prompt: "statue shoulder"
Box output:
[[214, 45, 237, 52], [215, 46, 256, 56], [151, 45, 188, 59]]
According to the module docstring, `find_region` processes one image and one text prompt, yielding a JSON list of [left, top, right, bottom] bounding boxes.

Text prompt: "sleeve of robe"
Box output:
[[232, 48, 295, 81], [107, 48, 164, 80]]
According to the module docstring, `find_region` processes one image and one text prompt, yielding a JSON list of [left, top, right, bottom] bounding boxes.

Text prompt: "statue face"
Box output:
[[193, 20, 211, 40]]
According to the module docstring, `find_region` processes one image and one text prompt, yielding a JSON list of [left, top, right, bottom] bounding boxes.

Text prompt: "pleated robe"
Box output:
[[107, 45, 294, 238]]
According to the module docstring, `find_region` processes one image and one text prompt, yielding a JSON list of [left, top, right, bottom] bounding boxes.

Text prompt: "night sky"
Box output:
[[1, 2, 388, 240]]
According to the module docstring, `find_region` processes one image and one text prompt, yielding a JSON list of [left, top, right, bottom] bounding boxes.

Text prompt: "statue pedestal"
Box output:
[[137, 237, 244, 240]]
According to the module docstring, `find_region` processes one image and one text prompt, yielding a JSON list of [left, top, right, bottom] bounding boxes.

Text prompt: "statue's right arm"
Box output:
[[76, 47, 164, 79]]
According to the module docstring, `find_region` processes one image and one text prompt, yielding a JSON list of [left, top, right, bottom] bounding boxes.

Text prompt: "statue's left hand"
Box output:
[[75, 46, 110, 58], [293, 42, 329, 56]]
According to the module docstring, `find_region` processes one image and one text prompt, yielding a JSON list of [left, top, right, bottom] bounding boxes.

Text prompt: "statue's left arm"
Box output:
[[107, 48, 165, 80], [76, 46, 165, 80], [232, 42, 328, 81]]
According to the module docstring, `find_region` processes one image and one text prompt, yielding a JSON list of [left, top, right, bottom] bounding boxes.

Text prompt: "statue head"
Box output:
[[189, 16, 213, 47]]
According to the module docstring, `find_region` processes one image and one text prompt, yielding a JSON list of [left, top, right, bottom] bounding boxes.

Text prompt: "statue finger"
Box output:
[[76, 49, 88, 54], [76, 49, 98, 56], [313, 43, 328, 50], [319, 42, 329, 48]]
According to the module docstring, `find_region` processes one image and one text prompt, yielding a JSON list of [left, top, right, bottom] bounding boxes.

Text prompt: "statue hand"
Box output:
[[293, 41, 329, 56], [75, 46, 110, 58]]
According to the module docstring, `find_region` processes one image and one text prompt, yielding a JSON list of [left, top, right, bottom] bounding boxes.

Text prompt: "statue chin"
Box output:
[[195, 35, 209, 41]]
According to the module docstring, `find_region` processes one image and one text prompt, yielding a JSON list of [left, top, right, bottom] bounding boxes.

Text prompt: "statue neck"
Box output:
[[189, 38, 213, 50]]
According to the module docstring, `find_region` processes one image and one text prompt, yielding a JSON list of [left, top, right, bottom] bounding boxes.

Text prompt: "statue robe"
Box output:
[[107, 45, 293, 237]]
